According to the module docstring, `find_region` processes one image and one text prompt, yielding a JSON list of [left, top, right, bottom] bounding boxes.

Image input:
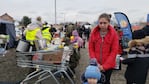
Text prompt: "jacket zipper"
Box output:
[[100, 37, 104, 64]]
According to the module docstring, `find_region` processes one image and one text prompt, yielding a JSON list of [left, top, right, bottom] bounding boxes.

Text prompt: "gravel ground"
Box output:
[[0, 44, 149, 84]]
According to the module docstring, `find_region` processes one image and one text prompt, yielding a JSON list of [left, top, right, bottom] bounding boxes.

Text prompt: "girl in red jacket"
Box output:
[[88, 13, 119, 84]]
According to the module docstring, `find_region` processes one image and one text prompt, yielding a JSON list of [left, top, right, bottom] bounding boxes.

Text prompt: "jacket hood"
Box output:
[[27, 23, 40, 30], [72, 30, 79, 36]]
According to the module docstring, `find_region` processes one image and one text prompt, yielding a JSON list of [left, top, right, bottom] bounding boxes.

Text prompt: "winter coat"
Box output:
[[88, 25, 119, 70], [132, 29, 145, 39], [143, 25, 149, 36], [124, 57, 149, 84], [71, 30, 83, 47]]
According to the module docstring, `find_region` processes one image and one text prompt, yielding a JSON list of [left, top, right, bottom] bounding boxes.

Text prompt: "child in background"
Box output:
[[122, 39, 149, 84], [81, 58, 101, 84], [70, 30, 83, 51]]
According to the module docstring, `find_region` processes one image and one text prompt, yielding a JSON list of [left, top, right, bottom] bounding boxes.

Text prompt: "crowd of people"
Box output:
[[20, 17, 91, 50], [17, 16, 92, 80], [16, 13, 149, 84]]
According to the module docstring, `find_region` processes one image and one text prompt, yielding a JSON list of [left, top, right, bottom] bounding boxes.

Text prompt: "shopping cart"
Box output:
[[16, 46, 75, 84]]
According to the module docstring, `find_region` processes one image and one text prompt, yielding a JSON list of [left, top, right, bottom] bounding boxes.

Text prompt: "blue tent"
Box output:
[[0, 20, 16, 48]]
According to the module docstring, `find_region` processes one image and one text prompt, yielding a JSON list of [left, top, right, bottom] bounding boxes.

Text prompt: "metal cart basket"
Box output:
[[16, 46, 75, 84]]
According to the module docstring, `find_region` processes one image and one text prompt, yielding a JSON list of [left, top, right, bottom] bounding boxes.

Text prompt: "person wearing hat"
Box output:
[[84, 66, 101, 84], [81, 58, 102, 84]]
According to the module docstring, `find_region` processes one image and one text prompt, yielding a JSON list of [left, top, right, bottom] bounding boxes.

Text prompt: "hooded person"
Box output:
[[122, 39, 146, 65], [36, 16, 43, 28], [23, 22, 43, 73], [122, 38, 149, 84], [128, 39, 145, 54], [23, 22, 43, 50], [70, 30, 83, 50]]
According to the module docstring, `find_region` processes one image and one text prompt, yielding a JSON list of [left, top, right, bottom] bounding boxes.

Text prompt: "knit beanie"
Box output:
[[84, 65, 101, 80]]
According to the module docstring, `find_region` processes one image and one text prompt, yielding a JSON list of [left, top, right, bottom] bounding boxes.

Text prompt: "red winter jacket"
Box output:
[[88, 25, 119, 70]]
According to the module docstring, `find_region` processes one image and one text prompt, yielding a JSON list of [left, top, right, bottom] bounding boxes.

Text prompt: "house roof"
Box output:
[[0, 13, 14, 23]]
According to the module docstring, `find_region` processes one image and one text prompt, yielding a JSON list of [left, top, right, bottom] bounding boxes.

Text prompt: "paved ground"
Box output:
[[0, 43, 149, 84], [74, 46, 127, 84], [76, 43, 149, 84]]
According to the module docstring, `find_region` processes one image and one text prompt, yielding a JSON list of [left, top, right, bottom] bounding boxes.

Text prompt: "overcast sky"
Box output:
[[0, 0, 149, 24]]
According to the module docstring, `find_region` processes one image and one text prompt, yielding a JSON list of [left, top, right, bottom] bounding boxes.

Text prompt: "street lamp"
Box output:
[[54, 0, 57, 24]]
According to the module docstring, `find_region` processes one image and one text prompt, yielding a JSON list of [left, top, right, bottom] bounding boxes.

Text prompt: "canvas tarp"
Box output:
[[0, 20, 16, 48]]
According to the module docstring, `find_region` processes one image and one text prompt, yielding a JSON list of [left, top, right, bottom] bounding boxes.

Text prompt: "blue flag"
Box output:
[[114, 12, 132, 48], [147, 14, 149, 23]]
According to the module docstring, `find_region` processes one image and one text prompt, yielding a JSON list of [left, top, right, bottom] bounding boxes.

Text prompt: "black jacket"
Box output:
[[143, 25, 149, 36]]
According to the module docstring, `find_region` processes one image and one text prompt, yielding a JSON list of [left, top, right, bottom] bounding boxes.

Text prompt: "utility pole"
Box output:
[[54, 0, 57, 24]]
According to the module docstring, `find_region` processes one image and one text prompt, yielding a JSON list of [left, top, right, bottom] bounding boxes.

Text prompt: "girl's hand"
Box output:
[[98, 64, 105, 72]]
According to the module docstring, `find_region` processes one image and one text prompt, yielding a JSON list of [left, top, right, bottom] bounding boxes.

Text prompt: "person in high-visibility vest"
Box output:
[[24, 23, 43, 51], [23, 23, 43, 73], [42, 24, 52, 44]]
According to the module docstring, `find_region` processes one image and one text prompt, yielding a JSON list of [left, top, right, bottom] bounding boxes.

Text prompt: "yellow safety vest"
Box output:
[[42, 28, 52, 42], [26, 28, 40, 45]]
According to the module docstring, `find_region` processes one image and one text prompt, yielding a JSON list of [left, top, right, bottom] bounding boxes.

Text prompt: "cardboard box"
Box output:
[[42, 50, 63, 64]]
